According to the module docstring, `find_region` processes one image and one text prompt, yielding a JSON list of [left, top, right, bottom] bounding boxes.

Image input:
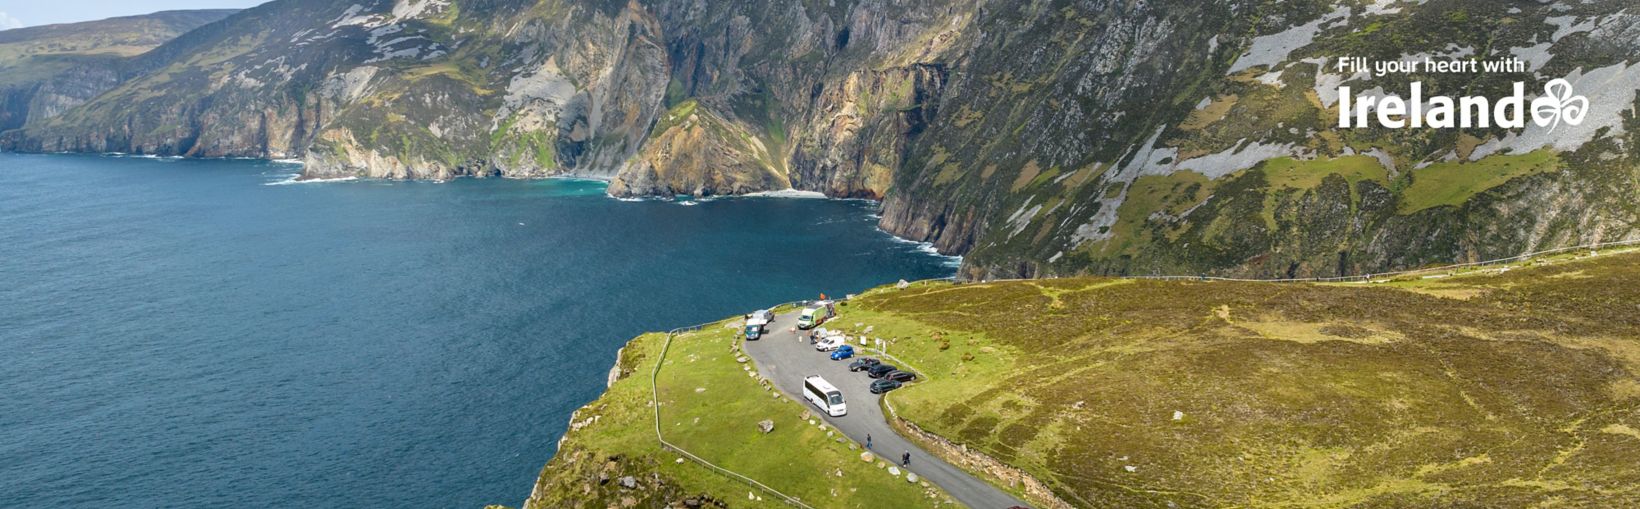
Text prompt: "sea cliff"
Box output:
[[1, 0, 1637, 279]]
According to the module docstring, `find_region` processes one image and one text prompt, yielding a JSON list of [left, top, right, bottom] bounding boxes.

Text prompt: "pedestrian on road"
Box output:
[[866, 434, 872, 449], [902, 451, 910, 467]]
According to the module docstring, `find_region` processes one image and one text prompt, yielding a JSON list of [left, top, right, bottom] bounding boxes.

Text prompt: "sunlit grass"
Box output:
[[832, 252, 1640, 507]]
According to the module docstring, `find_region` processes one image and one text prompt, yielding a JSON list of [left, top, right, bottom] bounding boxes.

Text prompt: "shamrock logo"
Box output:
[[1530, 78, 1588, 132]]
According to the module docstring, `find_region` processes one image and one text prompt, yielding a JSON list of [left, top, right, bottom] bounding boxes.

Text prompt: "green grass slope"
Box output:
[[517, 318, 955, 508], [822, 249, 1640, 508], [0, 9, 235, 85]]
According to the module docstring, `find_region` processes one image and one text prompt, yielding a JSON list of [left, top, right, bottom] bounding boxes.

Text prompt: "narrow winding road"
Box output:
[[743, 311, 1027, 509]]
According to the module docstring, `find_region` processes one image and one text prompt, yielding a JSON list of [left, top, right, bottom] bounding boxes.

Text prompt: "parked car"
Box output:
[[884, 370, 917, 383], [815, 334, 846, 351], [869, 378, 902, 394], [847, 357, 880, 372], [866, 364, 898, 378], [829, 345, 855, 360]]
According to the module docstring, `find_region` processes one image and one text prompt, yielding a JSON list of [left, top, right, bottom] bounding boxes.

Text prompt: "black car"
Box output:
[[884, 370, 917, 383], [866, 363, 898, 378], [869, 378, 902, 394], [848, 357, 881, 372]]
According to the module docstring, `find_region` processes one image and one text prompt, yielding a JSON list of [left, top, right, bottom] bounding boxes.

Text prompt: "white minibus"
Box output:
[[803, 375, 847, 417]]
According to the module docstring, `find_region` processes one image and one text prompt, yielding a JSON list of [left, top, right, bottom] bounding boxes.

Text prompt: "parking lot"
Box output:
[[742, 309, 1027, 508]]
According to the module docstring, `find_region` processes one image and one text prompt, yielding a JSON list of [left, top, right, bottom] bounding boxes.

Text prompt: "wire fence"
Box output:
[[972, 237, 1640, 284], [649, 305, 818, 509]]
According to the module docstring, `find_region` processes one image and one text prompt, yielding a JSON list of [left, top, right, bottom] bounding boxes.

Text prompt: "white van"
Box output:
[[803, 375, 847, 416], [814, 332, 846, 351]]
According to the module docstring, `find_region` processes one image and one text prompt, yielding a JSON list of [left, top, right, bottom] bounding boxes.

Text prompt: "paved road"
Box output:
[[743, 311, 1027, 509]]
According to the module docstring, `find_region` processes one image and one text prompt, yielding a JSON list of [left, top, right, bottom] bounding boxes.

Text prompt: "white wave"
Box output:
[[918, 244, 962, 264], [880, 230, 921, 245], [546, 175, 610, 184], [873, 226, 964, 268], [271, 158, 305, 165], [742, 189, 828, 199], [913, 241, 963, 266], [264, 175, 358, 186], [675, 195, 718, 205]]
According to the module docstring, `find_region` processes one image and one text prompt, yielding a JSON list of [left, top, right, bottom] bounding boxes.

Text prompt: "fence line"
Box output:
[[650, 304, 817, 509], [972, 237, 1640, 284]]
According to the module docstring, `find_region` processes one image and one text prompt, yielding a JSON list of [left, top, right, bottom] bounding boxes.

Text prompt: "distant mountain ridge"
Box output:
[[0, 9, 237, 132], [0, 0, 1636, 281], [0, 10, 239, 46]]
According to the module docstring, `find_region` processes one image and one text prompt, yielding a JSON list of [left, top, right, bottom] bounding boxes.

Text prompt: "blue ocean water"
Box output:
[[0, 153, 956, 508]]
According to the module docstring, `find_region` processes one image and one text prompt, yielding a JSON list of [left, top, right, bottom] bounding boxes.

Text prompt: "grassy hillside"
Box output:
[[0, 10, 235, 85], [525, 248, 1639, 508], [516, 316, 955, 508], [828, 249, 1640, 507]]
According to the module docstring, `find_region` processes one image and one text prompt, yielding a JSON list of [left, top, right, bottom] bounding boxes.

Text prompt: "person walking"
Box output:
[[865, 434, 872, 449], [902, 451, 910, 467]]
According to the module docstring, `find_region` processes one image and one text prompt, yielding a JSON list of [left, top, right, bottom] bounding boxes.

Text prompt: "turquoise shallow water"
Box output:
[[0, 153, 955, 507]]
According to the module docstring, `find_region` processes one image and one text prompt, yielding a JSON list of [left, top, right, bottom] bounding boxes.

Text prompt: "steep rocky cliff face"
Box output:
[[2, 0, 1637, 279], [606, 100, 787, 197], [929, 0, 1640, 280]]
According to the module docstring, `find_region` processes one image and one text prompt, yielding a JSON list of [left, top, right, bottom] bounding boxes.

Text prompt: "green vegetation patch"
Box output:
[[651, 99, 699, 136], [1261, 155, 1390, 192], [1257, 155, 1391, 227], [1097, 171, 1216, 256], [1398, 149, 1561, 214]]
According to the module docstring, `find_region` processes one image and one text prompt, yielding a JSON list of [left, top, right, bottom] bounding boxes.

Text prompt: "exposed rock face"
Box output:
[[607, 101, 786, 197], [22, 66, 125, 125], [790, 64, 948, 200], [521, 447, 725, 509], [1, 0, 1637, 279]]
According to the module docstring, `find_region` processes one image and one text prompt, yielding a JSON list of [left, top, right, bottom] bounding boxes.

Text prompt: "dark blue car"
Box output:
[[829, 344, 855, 360]]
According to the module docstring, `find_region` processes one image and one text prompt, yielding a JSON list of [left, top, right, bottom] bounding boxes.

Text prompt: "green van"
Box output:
[[797, 302, 834, 329]]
